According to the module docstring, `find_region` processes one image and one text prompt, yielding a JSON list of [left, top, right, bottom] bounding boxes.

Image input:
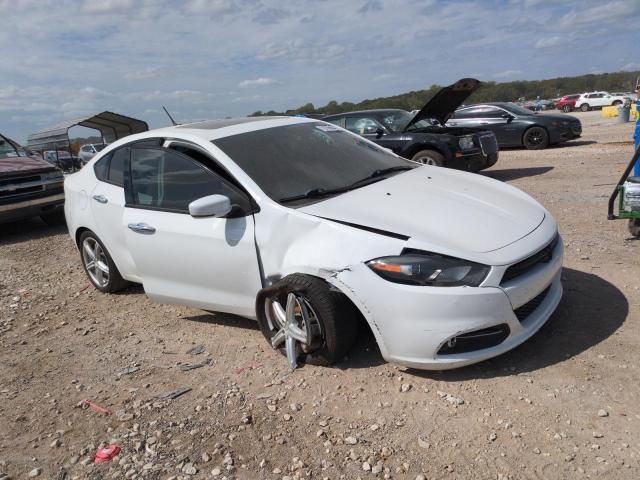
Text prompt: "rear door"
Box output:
[[122, 144, 262, 317], [90, 146, 139, 279]]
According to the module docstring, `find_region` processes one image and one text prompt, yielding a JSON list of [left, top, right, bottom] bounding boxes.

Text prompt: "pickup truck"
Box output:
[[0, 133, 66, 225]]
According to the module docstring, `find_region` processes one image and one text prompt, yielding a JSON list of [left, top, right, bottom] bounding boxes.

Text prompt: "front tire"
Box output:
[[629, 219, 640, 238], [411, 149, 445, 167], [562, 105, 571, 113], [580, 103, 590, 112], [79, 230, 128, 293], [522, 126, 549, 150], [256, 274, 359, 368]]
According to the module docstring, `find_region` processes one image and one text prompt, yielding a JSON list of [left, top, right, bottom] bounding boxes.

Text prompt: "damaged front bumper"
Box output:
[[329, 237, 563, 370]]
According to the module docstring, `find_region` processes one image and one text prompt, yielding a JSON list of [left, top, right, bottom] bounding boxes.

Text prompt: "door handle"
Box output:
[[128, 223, 156, 234], [479, 121, 489, 125], [448, 122, 458, 126], [92, 194, 108, 204]]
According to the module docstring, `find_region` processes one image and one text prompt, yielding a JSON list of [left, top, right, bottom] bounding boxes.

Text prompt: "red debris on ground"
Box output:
[[94, 444, 120, 463], [79, 399, 112, 415]]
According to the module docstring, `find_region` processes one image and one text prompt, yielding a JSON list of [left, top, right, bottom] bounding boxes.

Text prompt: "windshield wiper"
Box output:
[[279, 187, 347, 204], [278, 166, 414, 204]]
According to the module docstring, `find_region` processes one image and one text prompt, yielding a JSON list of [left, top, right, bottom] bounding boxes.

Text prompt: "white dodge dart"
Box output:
[[64, 116, 563, 370]]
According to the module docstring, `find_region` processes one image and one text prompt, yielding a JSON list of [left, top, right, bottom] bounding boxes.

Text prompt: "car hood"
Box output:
[[405, 78, 481, 130], [0, 155, 56, 175], [299, 167, 545, 255]]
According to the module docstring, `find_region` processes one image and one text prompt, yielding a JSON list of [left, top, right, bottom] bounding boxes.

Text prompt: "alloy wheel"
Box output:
[[265, 292, 324, 369], [82, 237, 110, 288], [525, 129, 543, 147]]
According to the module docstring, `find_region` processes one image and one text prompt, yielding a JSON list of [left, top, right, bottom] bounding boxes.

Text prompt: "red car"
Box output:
[[555, 94, 580, 113]]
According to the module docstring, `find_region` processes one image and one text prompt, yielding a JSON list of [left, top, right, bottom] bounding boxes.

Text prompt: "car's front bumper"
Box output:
[[331, 233, 563, 370], [0, 191, 65, 224]]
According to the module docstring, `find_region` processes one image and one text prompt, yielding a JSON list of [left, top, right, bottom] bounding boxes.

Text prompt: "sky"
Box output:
[[1, 0, 639, 143]]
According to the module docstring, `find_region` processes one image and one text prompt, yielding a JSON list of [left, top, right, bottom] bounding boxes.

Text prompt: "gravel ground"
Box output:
[[1, 110, 639, 480]]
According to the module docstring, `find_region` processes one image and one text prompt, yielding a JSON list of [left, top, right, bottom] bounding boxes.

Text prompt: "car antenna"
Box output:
[[162, 106, 178, 126]]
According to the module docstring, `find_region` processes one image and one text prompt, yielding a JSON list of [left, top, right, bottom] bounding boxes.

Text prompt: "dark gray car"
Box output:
[[448, 102, 582, 150]]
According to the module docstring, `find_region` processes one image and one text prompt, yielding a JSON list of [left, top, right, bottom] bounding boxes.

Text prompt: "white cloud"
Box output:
[[534, 36, 562, 49], [124, 67, 167, 81], [238, 77, 278, 88], [621, 62, 640, 72], [493, 70, 522, 79]]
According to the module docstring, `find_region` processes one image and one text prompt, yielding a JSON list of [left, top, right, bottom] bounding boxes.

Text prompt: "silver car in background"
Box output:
[[78, 143, 107, 164]]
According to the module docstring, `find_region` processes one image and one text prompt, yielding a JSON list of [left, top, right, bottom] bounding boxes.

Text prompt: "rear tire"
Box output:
[[79, 230, 128, 293], [522, 126, 549, 150], [411, 149, 445, 167], [580, 103, 590, 112], [612, 100, 622, 106], [629, 219, 640, 238], [256, 274, 360, 368], [41, 210, 66, 226]]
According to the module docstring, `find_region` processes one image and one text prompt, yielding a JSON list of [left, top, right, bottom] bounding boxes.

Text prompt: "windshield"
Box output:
[[0, 135, 19, 159], [213, 122, 413, 204], [503, 103, 536, 116], [379, 111, 434, 131]]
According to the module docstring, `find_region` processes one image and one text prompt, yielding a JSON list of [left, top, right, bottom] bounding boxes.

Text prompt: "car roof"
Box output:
[[322, 109, 404, 119], [124, 116, 319, 143]]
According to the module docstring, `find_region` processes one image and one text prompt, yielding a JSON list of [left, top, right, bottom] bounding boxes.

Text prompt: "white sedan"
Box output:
[[64, 116, 563, 370]]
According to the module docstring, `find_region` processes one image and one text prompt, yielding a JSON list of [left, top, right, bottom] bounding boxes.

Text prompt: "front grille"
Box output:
[[514, 287, 550, 322], [502, 234, 558, 284], [479, 135, 498, 156], [438, 324, 510, 355], [0, 174, 45, 199]]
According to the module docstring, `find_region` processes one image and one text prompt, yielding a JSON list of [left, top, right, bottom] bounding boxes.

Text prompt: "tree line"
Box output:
[[249, 70, 640, 117]]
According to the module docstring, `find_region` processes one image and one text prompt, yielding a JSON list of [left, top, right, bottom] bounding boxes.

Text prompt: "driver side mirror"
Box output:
[[501, 113, 514, 121], [188, 194, 232, 218], [375, 127, 385, 139]]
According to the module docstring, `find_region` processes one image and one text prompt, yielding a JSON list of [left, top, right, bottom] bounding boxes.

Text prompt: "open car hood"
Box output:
[[404, 78, 480, 130]]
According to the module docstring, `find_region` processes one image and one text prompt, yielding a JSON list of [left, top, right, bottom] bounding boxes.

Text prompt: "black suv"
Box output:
[[322, 78, 498, 172]]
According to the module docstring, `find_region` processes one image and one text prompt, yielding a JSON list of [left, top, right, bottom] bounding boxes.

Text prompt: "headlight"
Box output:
[[458, 135, 475, 150], [366, 253, 490, 287]]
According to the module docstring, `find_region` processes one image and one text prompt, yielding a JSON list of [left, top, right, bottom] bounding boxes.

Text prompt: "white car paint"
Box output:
[[64, 116, 563, 370], [575, 91, 628, 110]]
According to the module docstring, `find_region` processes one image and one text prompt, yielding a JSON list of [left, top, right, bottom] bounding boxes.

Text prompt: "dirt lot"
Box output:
[[1, 111, 639, 480]]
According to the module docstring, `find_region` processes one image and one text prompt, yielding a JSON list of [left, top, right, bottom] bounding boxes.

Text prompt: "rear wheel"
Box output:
[[79, 230, 128, 293], [629, 219, 640, 238], [580, 103, 590, 112], [612, 100, 622, 106], [522, 126, 549, 150], [256, 274, 359, 368], [411, 149, 445, 167]]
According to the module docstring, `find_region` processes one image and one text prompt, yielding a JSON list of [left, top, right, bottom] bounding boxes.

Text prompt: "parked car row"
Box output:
[[323, 79, 582, 156]]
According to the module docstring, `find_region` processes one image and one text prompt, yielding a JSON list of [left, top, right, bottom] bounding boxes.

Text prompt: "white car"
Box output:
[[575, 91, 628, 112], [78, 143, 107, 164], [64, 117, 563, 370]]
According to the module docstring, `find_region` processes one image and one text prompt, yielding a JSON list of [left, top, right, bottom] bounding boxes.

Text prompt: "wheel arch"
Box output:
[[402, 142, 448, 161], [74, 226, 91, 249]]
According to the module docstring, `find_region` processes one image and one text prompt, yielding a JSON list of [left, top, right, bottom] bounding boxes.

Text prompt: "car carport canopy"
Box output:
[[27, 111, 149, 151]]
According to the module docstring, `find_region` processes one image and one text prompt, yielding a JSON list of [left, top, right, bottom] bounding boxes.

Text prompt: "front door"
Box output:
[[122, 145, 262, 318]]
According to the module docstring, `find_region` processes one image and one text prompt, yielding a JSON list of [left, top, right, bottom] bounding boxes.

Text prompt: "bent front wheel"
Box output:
[[256, 274, 359, 368]]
